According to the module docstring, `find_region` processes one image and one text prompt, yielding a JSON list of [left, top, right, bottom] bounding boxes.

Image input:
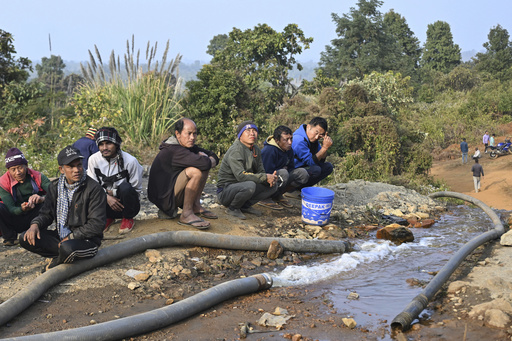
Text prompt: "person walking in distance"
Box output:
[[471, 158, 484, 193]]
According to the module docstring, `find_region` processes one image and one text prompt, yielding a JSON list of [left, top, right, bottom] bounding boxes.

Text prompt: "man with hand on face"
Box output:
[[148, 118, 219, 229], [19, 146, 106, 272], [290, 117, 333, 196], [87, 127, 143, 234], [217, 120, 278, 220], [0, 148, 50, 246], [258, 125, 309, 209]]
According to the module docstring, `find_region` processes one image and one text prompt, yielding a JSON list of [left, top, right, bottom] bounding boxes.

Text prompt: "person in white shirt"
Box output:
[[87, 127, 143, 234], [473, 147, 481, 159]]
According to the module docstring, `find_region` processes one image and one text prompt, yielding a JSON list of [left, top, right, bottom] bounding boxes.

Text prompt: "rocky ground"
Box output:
[[0, 173, 452, 340]]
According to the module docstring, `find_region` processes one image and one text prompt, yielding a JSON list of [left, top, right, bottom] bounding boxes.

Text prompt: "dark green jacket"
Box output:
[[217, 139, 267, 188]]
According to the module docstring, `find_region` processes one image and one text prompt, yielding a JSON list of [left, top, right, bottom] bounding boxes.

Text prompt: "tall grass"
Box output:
[[77, 35, 184, 146]]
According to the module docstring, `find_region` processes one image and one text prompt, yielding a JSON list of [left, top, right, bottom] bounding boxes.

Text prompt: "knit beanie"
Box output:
[[86, 127, 98, 139], [236, 121, 258, 139], [5, 148, 28, 169], [95, 127, 122, 146]]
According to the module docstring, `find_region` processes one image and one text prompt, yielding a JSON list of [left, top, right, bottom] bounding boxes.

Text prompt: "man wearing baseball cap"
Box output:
[[216, 120, 278, 220], [19, 145, 106, 272], [0, 148, 50, 246]]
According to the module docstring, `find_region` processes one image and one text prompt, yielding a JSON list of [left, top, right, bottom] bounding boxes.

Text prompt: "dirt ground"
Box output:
[[2, 134, 512, 340]]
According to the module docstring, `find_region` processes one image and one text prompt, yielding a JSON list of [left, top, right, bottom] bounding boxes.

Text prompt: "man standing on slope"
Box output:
[[471, 158, 484, 193], [460, 138, 468, 164]]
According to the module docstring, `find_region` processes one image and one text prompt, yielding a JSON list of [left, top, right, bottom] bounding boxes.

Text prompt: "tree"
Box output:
[[383, 9, 421, 77], [206, 34, 229, 57], [474, 24, 512, 81], [35, 54, 66, 90], [0, 29, 31, 89], [420, 21, 461, 73]]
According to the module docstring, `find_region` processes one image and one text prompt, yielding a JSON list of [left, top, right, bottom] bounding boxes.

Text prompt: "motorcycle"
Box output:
[[489, 140, 512, 159]]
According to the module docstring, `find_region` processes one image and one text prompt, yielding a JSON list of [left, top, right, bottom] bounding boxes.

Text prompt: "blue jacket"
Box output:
[[292, 124, 323, 168], [73, 137, 99, 171], [261, 136, 295, 173], [460, 141, 468, 153]]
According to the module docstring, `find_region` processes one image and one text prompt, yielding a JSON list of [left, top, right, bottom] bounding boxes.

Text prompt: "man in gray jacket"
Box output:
[[217, 121, 278, 220], [19, 146, 106, 272]]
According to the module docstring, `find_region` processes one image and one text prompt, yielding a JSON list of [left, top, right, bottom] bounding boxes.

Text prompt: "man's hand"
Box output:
[[27, 194, 44, 206], [59, 236, 70, 247], [266, 171, 277, 187], [209, 156, 217, 168], [322, 134, 333, 150], [24, 224, 40, 246], [107, 194, 124, 212]]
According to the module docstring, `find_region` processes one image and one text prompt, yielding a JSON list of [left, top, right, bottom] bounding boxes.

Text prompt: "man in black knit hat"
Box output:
[[87, 127, 143, 234]]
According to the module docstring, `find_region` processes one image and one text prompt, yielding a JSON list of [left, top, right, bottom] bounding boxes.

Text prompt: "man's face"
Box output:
[[239, 128, 258, 147], [98, 141, 118, 159], [306, 124, 326, 143], [176, 120, 197, 148], [8, 164, 27, 183], [59, 159, 84, 184], [277, 133, 293, 151]]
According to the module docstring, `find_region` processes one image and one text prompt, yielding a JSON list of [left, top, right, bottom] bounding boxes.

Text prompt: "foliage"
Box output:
[[319, 1, 421, 82], [346, 71, 413, 115], [0, 29, 31, 89], [421, 21, 461, 73], [206, 34, 229, 57], [474, 24, 512, 81], [35, 55, 65, 90], [73, 36, 184, 146], [301, 69, 339, 95]]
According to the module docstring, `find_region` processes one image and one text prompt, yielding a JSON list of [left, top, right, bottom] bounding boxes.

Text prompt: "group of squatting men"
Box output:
[[0, 117, 333, 271]]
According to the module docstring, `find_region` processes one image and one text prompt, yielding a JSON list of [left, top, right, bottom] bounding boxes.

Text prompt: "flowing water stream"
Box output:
[[272, 205, 494, 340]]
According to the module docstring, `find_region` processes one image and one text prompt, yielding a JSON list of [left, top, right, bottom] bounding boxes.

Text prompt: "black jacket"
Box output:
[[31, 176, 106, 246]]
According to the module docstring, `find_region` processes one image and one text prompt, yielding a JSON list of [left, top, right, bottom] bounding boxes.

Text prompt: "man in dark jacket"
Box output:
[[148, 118, 219, 229], [460, 138, 469, 164], [19, 146, 106, 272], [0, 148, 50, 246], [291, 117, 333, 195], [259, 125, 309, 209], [217, 120, 278, 220]]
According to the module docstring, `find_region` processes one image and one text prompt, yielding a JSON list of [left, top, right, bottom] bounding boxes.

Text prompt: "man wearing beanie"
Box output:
[[20, 146, 106, 272], [87, 127, 143, 233], [0, 148, 50, 246], [217, 120, 278, 220], [72, 127, 99, 171]]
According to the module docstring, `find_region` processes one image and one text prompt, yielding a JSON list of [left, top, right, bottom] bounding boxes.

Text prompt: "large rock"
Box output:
[[376, 224, 414, 244], [485, 309, 510, 328], [500, 229, 512, 246]]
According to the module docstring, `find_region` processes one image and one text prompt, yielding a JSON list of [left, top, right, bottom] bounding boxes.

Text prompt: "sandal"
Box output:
[[177, 218, 210, 230], [275, 198, 293, 208], [257, 199, 283, 210], [197, 210, 218, 219]]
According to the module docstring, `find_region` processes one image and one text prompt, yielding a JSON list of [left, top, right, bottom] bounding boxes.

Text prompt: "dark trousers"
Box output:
[[303, 162, 334, 188], [217, 181, 278, 209], [19, 229, 99, 264], [107, 181, 140, 219], [0, 203, 42, 241]]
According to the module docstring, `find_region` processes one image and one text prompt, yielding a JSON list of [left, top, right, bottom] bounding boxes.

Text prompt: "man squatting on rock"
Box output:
[[19, 146, 106, 272], [87, 127, 143, 234], [291, 116, 334, 193], [258, 125, 309, 209], [148, 118, 219, 229], [217, 120, 278, 220], [0, 148, 50, 246]]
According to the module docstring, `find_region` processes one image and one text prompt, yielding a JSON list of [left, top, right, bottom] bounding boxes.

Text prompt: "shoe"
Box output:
[[119, 218, 135, 234], [257, 199, 283, 210], [42, 257, 60, 273], [275, 197, 293, 208], [104, 218, 115, 232], [225, 207, 246, 220], [241, 206, 262, 217], [3, 239, 17, 247], [283, 191, 301, 200], [177, 218, 210, 230], [158, 209, 178, 219]]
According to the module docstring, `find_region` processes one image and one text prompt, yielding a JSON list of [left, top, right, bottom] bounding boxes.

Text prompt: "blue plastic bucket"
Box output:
[[301, 187, 335, 226]]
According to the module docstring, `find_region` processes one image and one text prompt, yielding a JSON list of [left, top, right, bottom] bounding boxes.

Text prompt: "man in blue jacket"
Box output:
[[260, 125, 309, 209], [460, 138, 469, 164], [291, 117, 333, 196]]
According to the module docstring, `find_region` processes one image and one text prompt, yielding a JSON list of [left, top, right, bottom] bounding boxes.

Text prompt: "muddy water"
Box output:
[[273, 205, 494, 340]]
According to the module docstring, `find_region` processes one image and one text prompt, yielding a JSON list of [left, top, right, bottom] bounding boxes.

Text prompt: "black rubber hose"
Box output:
[[3, 273, 273, 341], [0, 231, 349, 327], [391, 191, 504, 331]]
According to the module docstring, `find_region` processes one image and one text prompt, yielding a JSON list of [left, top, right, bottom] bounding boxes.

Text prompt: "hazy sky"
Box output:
[[2, 0, 511, 64]]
